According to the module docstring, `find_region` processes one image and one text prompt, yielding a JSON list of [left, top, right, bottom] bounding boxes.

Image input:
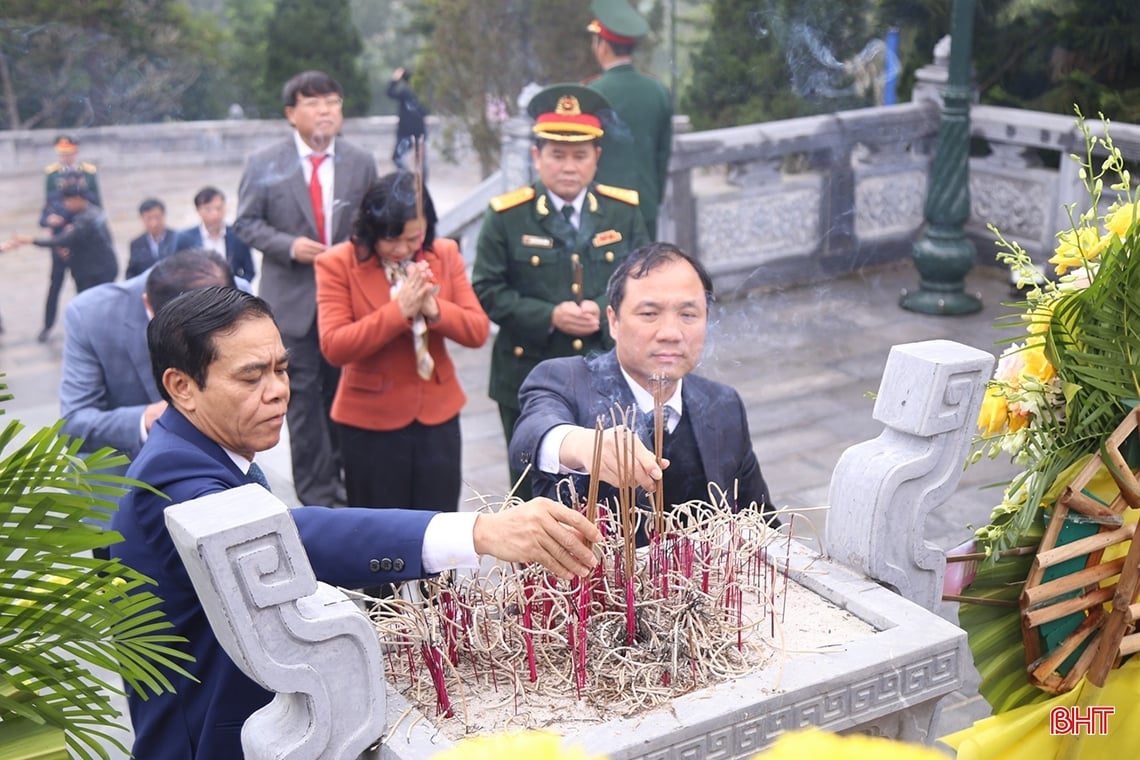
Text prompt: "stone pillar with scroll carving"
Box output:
[[165, 484, 385, 760], [825, 340, 995, 611]]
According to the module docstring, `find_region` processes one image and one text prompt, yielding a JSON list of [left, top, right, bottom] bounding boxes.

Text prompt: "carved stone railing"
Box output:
[[826, 340, 995, 611], [165, 485, 385, 760]]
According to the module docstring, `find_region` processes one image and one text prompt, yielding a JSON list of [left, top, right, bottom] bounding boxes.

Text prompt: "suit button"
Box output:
[[393, 558, 406, 572], [369, 559, 381, 573], [530, 255, 541, 266], [570, 283, 580, 296], [380, 558, 394, 572], [605, 251, 615, 262], [513, 346, 524, 357], [572, 338, 583, 351]]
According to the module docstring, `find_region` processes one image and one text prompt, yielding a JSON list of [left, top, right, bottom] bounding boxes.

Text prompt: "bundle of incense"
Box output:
[[571, 253, 584, 304], [651, 376, 666, 537], [586, 417, 604, 523]]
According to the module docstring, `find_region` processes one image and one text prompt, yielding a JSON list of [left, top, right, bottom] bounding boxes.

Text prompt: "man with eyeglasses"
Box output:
[[235, 70, 378, 507]]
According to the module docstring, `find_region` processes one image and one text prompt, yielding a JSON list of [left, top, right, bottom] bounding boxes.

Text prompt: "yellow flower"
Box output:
[[432, 731, 603, 760], [978, 386, 1010, 436], [1049, 227, 1109, 275], [1105, 200, 1140, 239], [1020, 339, 1056, 383], [753, 728, 945, 760]]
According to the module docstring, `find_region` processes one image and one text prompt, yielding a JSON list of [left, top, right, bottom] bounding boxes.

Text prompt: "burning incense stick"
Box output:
[[651, 375, 667, 537], [571, 253, 584, 304], [586, 417, 604, 524]]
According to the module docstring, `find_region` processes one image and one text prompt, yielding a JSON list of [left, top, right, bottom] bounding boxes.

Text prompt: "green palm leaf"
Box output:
[[0, 382, 194, 760]]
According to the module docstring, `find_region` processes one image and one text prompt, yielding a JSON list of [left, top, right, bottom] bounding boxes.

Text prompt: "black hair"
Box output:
[[193, 186, 224, 208], [606, 242, 714, 315], [145, 249, 236, 316], [350, 171, 438, 262], [138, 197, 165, 215], [148, 287, 275, 403], [281, 70, 343, 108]]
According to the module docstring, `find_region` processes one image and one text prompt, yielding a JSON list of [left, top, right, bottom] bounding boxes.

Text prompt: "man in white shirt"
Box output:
[[175, 186, 256, 281]]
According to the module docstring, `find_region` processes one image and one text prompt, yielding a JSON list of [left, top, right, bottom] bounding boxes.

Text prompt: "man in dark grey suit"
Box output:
[[234, 70, 379, 506], [60, 249, 237, 461], [510, 243, 775, 543]]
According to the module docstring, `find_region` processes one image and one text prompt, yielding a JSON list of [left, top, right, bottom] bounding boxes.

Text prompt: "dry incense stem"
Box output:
[[651, 375, 667, 538]]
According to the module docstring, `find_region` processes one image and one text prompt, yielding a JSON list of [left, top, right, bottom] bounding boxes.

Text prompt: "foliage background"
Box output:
[[0, 1, 1136, 155]]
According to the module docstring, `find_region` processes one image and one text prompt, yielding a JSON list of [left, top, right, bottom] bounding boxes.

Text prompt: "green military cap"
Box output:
[[586, 0, 649, 44], [527, 83, 612, 142]]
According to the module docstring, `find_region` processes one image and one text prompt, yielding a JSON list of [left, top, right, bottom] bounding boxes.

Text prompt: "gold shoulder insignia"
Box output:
[[594, 184, 640, 206], [78, 162, 97, 173], [44, 162, 63, 174], [489, 186, 536, 213]]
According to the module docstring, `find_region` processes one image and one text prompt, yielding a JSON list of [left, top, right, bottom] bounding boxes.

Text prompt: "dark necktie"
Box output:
[[561, 203, 576, 229], [309, 154, 327, 244], [247, 462, 271, 492]]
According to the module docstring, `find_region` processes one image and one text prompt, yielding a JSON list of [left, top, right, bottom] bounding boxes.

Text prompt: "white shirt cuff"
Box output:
[[538, 424, 586, 474], [421, 512, 480, 573], [139, 411, 149, 444]]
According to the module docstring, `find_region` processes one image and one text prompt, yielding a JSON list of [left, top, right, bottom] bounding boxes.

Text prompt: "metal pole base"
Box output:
[[899, 286, 982, 315]]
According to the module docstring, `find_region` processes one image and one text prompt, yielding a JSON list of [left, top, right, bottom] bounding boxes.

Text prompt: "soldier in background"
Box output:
[[38, 135, 102, 342], [472, 83, 649, 497], [585, 0, 673, 240]]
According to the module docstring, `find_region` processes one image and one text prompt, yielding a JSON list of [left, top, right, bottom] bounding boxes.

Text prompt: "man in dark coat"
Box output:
[[510, 243, 775, 544]]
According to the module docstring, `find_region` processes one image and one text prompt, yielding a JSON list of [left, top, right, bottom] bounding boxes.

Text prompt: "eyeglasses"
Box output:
[[295, 95, 344, 110]]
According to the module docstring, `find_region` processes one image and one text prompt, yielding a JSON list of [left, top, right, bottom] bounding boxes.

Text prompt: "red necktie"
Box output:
[[309, 154, 327, 244]]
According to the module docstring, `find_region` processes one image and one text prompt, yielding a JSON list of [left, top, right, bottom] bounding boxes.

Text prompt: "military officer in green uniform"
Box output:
[[39, 135, 102, 342], [473, 83, 650, 496], [585, 0, 672, 239]]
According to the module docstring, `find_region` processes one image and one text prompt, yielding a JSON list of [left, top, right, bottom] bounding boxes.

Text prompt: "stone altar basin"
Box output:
[[379, 537, 967, 759]]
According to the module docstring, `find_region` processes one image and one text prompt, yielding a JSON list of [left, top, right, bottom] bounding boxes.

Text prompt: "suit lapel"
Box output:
[[281, 144, 317, 238], [355, 256, 393, 312], [577, 191, 600, 251], [681, 378, 719, 485]]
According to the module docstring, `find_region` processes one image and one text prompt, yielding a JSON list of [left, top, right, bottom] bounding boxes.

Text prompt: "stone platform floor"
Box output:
[[0, 156, 1018, 753]]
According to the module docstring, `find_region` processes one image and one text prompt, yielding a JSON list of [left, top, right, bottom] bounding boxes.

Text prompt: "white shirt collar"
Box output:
[[547, 188, 586, 217], [223, 447, 252, 474], [293, 130, 337, 159]]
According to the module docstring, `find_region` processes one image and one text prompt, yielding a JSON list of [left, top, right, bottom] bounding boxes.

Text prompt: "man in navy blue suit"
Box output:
[[175, 186, 256, 281], [60, 249, 236, 461], [510, 243, 775, 544], [125, 198, 178, 279], [112, 286, 601, 759]]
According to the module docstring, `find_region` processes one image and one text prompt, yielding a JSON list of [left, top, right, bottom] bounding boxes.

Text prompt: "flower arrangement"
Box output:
[[950, 111, 1140, 738], [970, 110, 1140, 561]]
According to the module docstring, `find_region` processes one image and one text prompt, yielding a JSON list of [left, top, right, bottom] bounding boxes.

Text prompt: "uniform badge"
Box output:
[[521, 235, 554, 248], [592, 229, 623, 247]]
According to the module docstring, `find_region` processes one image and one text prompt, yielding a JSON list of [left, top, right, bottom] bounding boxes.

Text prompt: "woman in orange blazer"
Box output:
[[315, 172, 489, 512]]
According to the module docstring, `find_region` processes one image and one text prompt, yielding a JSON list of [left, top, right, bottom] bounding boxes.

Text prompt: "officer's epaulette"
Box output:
[[77, 162, 97, 173], [44, 162, 63, 174], [489, 186, 536, 212], [594, 184, 640, 206]]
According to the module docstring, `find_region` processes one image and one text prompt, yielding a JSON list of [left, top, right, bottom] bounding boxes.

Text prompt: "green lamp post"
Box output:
[[901, 0, 982, 315]]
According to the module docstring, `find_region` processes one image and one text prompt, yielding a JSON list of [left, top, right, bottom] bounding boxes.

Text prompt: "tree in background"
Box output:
[[415, 0, 669, 177], [263, 0, 370, 116], [0, 0, 222, 129], [683, 0, 875, 130], [875, 0, 1140, 123]]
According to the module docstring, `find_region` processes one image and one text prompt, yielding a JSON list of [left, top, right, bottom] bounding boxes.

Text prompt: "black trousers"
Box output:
[[282, 322, 343, 506], [340, 415, 461, 511], [42, 248, 69, 331]]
